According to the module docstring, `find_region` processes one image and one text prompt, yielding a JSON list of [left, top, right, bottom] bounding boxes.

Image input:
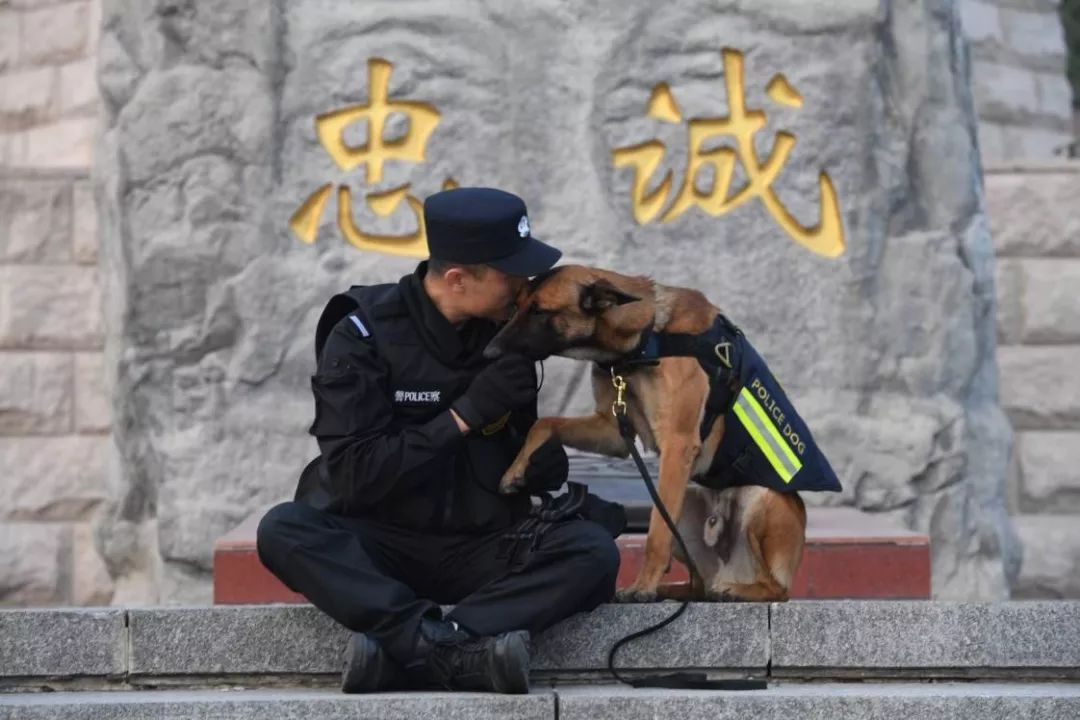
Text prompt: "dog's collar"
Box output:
[[598, 313, 743, 375]]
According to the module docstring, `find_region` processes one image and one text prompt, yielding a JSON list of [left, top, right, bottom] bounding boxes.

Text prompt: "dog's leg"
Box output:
[[656, 555, 710, 600], [498, 412, 627, 493], [709, 535, 787, 602], [710, 495, 805, 603], [656, 487, 716, 602], [616, 434, 698, 602], [655, 577, 707, 601]]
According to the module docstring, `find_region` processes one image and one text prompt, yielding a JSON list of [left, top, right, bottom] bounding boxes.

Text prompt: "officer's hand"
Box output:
[[451, 353, 537, 431], [522, 437, 569, 493]]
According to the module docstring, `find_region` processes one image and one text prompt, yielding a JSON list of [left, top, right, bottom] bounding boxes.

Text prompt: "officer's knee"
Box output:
[[256, 501, 307, 567], [572, 522, 621, 583]]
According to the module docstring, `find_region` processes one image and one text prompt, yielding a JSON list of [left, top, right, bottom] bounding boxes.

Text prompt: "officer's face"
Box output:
[[460, 266, 527, 323]]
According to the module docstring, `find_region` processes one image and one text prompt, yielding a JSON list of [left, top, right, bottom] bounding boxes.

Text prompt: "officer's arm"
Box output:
[[310, 321, 463, 509]]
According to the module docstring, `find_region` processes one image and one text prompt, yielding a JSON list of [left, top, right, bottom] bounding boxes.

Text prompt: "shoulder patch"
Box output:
[[348, 314, 371, 338]]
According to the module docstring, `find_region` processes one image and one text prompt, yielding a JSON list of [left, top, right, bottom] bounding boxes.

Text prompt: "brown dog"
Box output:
[[484, 265, 807, 603]]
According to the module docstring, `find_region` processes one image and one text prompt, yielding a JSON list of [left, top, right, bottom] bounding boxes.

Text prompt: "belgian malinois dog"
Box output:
[[484, 265, 809, 603]]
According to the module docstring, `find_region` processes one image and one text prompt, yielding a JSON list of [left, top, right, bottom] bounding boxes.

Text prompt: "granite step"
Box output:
[[3, 683, 1080, 720], [3, 602, 1080, 689]]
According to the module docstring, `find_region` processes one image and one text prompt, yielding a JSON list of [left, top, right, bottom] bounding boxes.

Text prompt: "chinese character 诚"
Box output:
[[612, 49, 844, 258]]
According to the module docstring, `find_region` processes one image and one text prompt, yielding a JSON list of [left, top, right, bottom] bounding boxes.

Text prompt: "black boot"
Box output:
[[426, 627, 532, 694], [341, 633, 408, 693], [389, 616, 468, 689]]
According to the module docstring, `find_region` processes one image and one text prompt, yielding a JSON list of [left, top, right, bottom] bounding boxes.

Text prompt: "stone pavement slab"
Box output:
[[771, 601, 1080, 678], [0, 609, 125, 679], [4, 684, 1080, 720], [0, 688, 554, 720], [557, 683, 1080, 720], [126, 603, 769, 677]]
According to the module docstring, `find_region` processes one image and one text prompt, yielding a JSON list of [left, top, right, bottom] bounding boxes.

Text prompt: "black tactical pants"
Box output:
[[256, 501, 620, 665]]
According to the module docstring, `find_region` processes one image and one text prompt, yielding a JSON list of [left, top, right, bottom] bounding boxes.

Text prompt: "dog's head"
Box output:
[[483, 265, 655, 363]]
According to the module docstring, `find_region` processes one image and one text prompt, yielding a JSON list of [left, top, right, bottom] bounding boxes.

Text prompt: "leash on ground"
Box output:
[[605, 370, 767, 691]]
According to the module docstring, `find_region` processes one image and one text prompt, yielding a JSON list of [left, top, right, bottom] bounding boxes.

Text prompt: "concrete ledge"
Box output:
[[771, 601, 1080, 678], [128, 603, 769, 677], [0, 609, 125, 680], [6, 602, 1080, 686], [3, 685, 1080, 720], [532, 603, 767, 673], [0, 688, 555, 720], [128, 606, 343, 676]]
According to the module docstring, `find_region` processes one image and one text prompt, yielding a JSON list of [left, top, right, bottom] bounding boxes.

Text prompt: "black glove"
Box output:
[[523, 437, 569, 492], [451, 354, 537, 431]]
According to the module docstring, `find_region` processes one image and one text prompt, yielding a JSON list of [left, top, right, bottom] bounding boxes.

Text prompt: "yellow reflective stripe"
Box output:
[[732, 389, 802, 484], [740, 387, 802, 470], [732, 402, 796, 483]]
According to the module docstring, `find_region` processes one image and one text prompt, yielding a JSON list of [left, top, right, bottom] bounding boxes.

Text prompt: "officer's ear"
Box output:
[[579, 280, 640, 315], [438, 263, 485, 294], [443, 266, 469, 294]]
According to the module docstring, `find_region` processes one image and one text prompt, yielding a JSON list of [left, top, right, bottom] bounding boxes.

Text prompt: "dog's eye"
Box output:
[[707, 516, 718, 527]]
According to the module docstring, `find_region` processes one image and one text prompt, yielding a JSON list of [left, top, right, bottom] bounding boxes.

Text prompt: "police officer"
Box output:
[[256, 187, 623, 695]]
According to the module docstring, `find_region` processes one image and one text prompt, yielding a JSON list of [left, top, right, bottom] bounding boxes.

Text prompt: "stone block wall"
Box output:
[[0, 171, 113, 607], [960, 0, 1076, 161], [0, 0, 100, 168], [987, 165, 1080, 598], [0, 0, 112, 606]]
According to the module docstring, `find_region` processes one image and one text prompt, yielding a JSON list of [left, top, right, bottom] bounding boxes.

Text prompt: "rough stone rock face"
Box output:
[[97, 0, 1017, 600]]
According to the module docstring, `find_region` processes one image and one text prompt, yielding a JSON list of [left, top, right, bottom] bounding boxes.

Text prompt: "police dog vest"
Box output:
[[607, 315, 841, 495]]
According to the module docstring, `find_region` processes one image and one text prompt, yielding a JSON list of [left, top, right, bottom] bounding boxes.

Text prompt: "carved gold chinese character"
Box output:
[[612, 49, 844, 258], [290, 58, 456, 257]]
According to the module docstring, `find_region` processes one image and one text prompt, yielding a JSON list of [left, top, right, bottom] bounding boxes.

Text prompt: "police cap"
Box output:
[[423, 187, 561, 277]]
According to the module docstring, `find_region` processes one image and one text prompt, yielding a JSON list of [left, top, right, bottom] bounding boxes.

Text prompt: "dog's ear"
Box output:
[[579, 279, 640, 315]]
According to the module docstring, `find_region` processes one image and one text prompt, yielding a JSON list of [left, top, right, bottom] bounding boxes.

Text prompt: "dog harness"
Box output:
[[604, 314, 841, 495]]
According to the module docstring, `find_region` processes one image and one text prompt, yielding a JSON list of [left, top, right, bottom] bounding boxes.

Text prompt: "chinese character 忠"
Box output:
[[290, 58, 456, 257]]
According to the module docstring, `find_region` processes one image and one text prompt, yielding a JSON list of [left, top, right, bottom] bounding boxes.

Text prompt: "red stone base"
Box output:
[[214, 506, 930, 604]]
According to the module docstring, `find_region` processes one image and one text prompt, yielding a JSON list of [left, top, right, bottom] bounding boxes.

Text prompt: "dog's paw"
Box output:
[[615, 587, 660, 603], [707, 589, 740, 603]]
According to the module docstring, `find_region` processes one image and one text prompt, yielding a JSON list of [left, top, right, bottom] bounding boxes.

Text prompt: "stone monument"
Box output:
[[95, 0, 1018, 602]]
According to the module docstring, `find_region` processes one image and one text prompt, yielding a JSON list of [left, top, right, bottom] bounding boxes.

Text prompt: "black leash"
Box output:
[[605, 369, 767, 692]]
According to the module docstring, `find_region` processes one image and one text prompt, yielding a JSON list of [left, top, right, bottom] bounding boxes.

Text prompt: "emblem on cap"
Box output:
[[517, 215, 530, 238]]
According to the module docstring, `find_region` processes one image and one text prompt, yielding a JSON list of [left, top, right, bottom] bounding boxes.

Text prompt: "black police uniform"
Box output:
[[255, 189, 622, 674]]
